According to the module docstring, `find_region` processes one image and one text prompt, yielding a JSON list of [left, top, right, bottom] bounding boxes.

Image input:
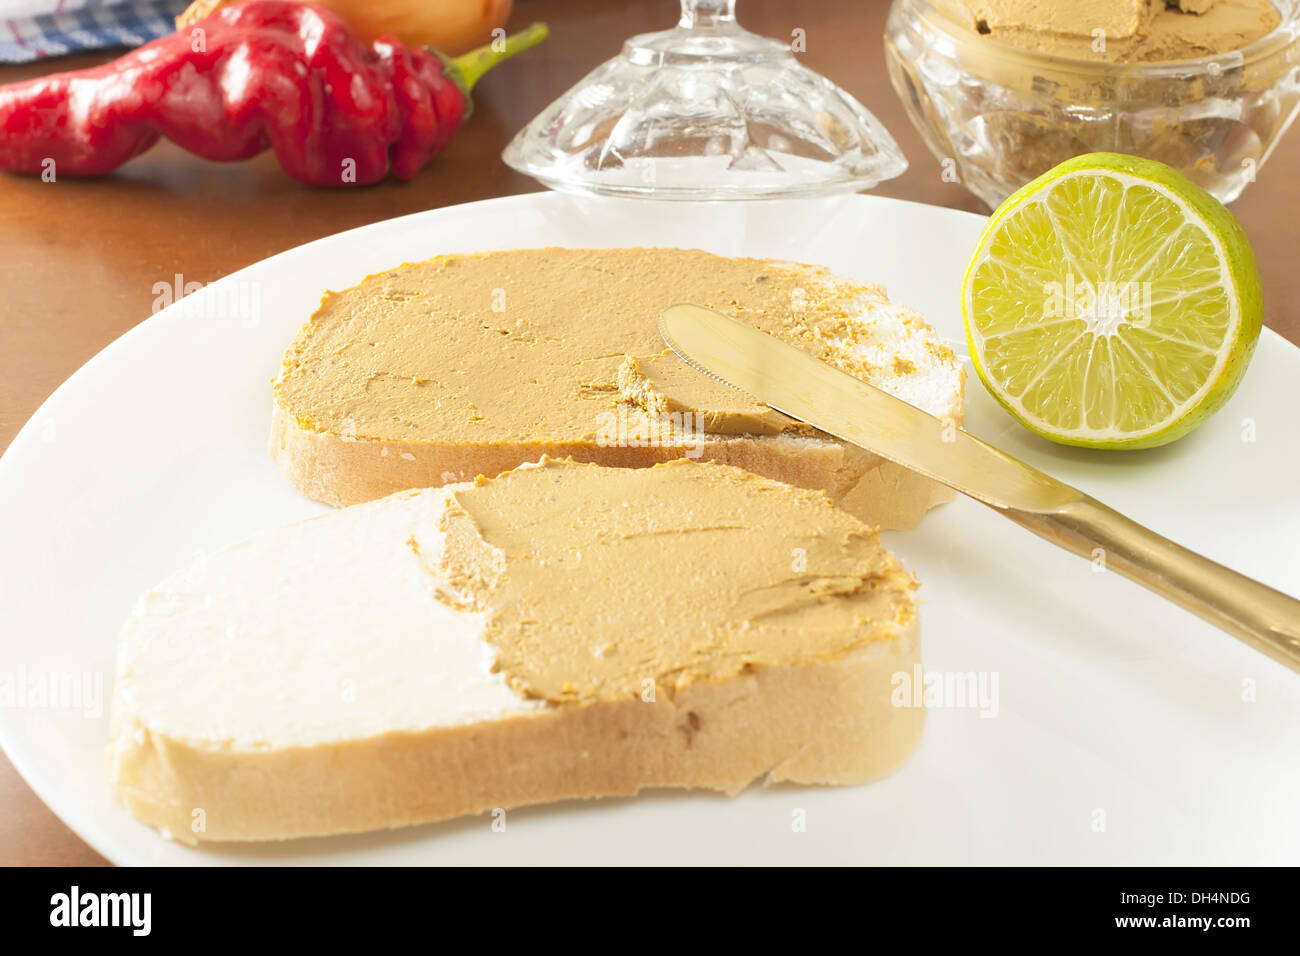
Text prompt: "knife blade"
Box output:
[[659, 302, 1079, 513]]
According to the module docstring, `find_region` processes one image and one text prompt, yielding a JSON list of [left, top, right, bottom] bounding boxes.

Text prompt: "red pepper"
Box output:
[[0, 2, 546, 186]]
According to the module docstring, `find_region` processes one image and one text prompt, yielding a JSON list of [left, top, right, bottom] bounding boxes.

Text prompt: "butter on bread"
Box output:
[[109, 459, 924, 844], [271, 247, 964, 530]]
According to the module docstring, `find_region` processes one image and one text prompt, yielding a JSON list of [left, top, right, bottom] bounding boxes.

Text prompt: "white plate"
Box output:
[[2, 192, 1297, 866]]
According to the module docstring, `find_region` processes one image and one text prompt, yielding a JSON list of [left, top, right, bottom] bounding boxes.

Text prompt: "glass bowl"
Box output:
[[884, 0, 1300, 208]]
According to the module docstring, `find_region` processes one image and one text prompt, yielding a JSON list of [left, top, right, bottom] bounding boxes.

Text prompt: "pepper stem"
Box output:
[[452, 22, 549, 92]]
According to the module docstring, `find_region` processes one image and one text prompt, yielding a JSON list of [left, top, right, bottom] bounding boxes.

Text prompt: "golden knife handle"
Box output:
[[1005, 497, 1300, 673]]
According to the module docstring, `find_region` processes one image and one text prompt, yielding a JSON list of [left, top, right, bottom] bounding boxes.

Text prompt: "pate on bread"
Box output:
[[109, 459, 924, 843], [271, 247, 964, 529]]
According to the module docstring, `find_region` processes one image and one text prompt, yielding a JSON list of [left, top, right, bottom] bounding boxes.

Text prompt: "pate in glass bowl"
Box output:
[[885, 0, 1300, 207]]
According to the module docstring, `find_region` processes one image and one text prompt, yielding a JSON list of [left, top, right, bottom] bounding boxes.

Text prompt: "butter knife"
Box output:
[[659, 302, 1300, 673]]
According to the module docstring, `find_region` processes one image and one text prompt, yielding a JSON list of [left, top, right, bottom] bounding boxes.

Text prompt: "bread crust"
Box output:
[[270, 404, 956, 530], [111, 618, 922, 844]]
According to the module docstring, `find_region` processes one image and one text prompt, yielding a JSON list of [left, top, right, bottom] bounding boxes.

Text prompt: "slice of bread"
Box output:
[[110, 458, 924, 844], [271, 247, 964, 530]]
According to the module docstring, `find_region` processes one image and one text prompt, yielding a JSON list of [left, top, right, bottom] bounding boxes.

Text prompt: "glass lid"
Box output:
[[502, 0, 908, 200]]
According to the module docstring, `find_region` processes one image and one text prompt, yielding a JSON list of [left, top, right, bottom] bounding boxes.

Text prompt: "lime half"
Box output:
[[963, 152, 1263, 449]]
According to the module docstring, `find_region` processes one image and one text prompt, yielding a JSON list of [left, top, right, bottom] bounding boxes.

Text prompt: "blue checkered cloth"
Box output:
[[1, 0, 190, 64]]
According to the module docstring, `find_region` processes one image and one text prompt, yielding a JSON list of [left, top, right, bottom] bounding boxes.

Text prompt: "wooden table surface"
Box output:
[[2, 0, 1298, 866]]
